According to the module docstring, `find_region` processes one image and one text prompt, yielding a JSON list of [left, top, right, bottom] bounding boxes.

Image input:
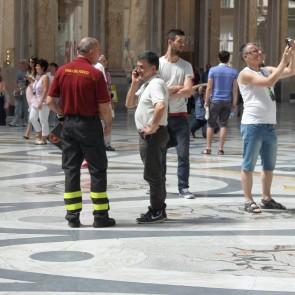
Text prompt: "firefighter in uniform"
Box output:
[[47, 37, 115, 228]]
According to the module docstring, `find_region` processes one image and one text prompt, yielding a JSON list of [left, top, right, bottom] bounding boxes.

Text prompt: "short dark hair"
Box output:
[[218, 50, 230, 63], [239, 43, 256, 60], [49, 62, 58, 69], [36, 58, 49, 72], [167, 29, 185, 41], [29, 56, 38, 64], [137, 51, 159, 70]]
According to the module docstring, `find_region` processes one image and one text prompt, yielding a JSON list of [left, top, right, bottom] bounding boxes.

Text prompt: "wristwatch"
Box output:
[[56, 114, 64, 121]]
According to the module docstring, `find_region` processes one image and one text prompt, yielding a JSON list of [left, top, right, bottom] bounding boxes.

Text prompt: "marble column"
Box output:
[[233, 0, 257, 70], [105, 0, 125, 69], [123, 0, 148, 70], [209, 0, 221, 65], [34, 0, 58, 62], [146, 0, 163, 55], [267, 0, 288, 65], [0, 0, 16, 67], [197, 0, 210, 68]]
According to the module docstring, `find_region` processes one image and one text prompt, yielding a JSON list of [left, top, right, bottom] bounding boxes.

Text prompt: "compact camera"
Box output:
[[285, 37, 294, 48]]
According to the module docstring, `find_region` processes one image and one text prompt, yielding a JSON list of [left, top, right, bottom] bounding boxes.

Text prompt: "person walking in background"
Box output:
[[190, 84, 208, 138], [126, 51, 169, 224], [238, 42, 295, 213], [47, 62, 59, 127], [23, 56, 38, 139], [159, 29, 194, 199], [0, 75, 9, 125], [203, 50, 238, 155], [28, 59, 50, 145], [98, 54, 116, 151], [47, 37, 115, 228], [9, 60, 29, 127]]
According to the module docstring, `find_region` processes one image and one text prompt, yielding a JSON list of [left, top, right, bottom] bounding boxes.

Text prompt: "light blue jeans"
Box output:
[[240, 124, 277, 171]]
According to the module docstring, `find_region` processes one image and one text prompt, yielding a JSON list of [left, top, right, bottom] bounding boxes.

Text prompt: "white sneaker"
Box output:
[[179, 188, 195, 199]]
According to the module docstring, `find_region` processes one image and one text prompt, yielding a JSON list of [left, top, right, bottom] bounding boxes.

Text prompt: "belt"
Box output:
[[64, 115, 98, 121]]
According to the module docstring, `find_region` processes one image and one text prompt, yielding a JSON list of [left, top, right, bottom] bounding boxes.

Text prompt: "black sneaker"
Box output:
[[68, 219, 81, 228], [66, 213, 81, 228], [136, 207, 166, 224], [93, 215, 116, 228], [105, 145, 116, 151]]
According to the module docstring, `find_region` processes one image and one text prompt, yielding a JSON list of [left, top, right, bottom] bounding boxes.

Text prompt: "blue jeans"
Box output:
[[163, 116, 190, 191], [240, 124, 277, 171]]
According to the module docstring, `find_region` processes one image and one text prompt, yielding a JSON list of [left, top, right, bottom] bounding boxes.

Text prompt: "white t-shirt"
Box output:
[[238, 67, 276, 124], [94, 62, 107, 81], [159, 56, 194, 114], [134, 75, 168, 130]]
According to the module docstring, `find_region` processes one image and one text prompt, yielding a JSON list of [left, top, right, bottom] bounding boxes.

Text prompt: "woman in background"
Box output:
[[28, 59, 50, 145]]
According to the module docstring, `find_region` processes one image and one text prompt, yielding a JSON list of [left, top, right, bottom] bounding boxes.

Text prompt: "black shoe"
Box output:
[[68, 219, 81, 228], [105, 145, 116, 151], [136, 207, 167, 224], [93, 215, 116, 228], [66, 213, 81, 228], [261, 198, 286, 210]]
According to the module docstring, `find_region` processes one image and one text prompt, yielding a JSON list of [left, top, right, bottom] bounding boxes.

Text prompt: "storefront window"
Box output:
[[57, 0, 83, 65], [220, 2, 234, 56]]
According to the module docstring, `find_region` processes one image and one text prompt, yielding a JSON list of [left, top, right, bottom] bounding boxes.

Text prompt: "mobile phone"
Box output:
[[133, 69, 139, 77], [285, 37, 294, 48]]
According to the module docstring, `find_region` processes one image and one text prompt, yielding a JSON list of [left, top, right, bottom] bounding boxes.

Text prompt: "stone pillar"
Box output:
[[162, 0, 177, 47], [267, 0, 288, 65], [105, 0, 126, 69], [122, 0, 148, 69], [0, 0, 16, 68], [197, 0, 210, 68], [209, 0, 221, 65], [146, 0, 163, 55], [233, 0, 257, 70], [34, 0, 58, 62]]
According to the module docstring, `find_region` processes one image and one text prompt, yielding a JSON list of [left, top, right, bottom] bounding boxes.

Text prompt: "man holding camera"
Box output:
[[126, 51, 169, 224], [238, 42, 295, 213]]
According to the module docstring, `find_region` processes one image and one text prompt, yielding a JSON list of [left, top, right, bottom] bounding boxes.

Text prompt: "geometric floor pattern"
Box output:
[[0, 103, 294, 294]]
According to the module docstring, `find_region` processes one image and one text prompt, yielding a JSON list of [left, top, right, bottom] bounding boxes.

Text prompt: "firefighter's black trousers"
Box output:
[[61, 115, 109, 217]]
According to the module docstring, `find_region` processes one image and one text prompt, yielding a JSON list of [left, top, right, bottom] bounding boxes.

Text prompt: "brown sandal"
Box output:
[[217, 149, 224, 155], [202, 148, 211, 155], [244, 201, 262, 214]]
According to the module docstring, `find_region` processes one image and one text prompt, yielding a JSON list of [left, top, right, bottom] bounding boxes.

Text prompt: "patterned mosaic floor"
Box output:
[[0, 104, 295, 295]]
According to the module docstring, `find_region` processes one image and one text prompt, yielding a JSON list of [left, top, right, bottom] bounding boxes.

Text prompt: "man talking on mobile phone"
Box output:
[[126, 51, 169, 224]]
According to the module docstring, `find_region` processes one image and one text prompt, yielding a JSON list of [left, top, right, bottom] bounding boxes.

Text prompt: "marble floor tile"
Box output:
[[0, 103, 295, 295]]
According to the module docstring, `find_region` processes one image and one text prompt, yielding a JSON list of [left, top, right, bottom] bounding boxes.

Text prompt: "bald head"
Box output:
[[77, 37, 99, 54], [77, 37, 101, 64]]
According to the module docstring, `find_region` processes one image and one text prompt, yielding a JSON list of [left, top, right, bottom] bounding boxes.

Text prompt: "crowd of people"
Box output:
[[1, 29, 295, 227]]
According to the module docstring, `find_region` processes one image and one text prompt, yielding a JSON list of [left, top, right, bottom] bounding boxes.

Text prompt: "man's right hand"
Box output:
[[131, 69, 141, 84]]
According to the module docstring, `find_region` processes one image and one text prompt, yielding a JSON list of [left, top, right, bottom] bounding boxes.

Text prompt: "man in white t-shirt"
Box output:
[[238, 42, 295, 213], [159, 29, 194, 199], [126, 51, 169, 224]]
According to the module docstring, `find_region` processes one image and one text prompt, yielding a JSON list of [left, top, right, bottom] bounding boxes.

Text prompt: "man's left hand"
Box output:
[[141, 124, 159, 136]]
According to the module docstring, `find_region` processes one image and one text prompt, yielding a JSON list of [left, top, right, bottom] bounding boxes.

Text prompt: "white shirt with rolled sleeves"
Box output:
[[159, 56, 194, 114], [134, 75, 168, 131]]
